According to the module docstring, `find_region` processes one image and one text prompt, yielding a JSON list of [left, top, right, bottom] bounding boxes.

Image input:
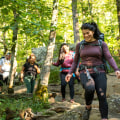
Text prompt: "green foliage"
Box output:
[[0, 0, 53, 63], [0, 96, 50, 119], [113, 56, 120, 67], [0, 0, 120, 74], [49, 66, 60, 84]]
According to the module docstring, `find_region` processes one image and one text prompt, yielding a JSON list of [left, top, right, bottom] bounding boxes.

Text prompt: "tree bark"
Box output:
[[116, 0, 120, 61], [72, 0, 80, 43], [116, 0, 120, 35], [88, 0, 92, 16], [35, 0, 59, 102], [0, 31, 7, 56], [3, 32, 8, 55], [8, 10, 18, 94]]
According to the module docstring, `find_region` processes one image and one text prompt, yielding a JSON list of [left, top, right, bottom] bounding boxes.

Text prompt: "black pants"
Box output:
[[80, 72, 108, 119], [0, 75, 8, 86], [60, 72, 74, 99]]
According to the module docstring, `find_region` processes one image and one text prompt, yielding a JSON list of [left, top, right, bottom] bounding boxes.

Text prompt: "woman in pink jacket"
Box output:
[[52, 43, 75, 103]]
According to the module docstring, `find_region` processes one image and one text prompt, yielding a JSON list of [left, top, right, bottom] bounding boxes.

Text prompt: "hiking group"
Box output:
[[53, 22, 120, 120], [0, 22, 120, 120], [0, 53, 40, 94]]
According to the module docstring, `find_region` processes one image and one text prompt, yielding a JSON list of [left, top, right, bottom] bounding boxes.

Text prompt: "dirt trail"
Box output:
[[47, 73, 120, 120], [12, 73, 120, 120]]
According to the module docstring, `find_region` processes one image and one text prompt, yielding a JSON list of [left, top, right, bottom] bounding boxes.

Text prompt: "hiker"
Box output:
[[52, 43, 76, 103], [65, 22, 120, 120], [20, 53, 40, 93], [0, 53, 11, 93]]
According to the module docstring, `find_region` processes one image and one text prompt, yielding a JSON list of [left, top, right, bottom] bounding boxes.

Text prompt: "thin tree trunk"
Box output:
[[116, 0, 120, 35], [8, 10, 18, 94], [81, 0, 85, 23], [116, 0, 120, 61], [0, 30, 7, 55], [35, 0, 59, 102], [72, 0, 80, 43], [3, 32, 8, 55], [88, 0, 92, 16]]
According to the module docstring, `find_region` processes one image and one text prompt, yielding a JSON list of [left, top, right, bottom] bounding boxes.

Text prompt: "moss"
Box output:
[[34, 85, 48, 103]]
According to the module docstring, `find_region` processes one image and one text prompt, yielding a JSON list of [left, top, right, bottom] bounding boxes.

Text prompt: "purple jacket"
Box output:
[[53, 51, 75, 73], [69, 40, 119, 74]]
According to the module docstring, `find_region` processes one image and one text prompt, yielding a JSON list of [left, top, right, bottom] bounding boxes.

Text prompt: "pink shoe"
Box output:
[[62, 98, 66, 102], [70, 99, 74, 103]]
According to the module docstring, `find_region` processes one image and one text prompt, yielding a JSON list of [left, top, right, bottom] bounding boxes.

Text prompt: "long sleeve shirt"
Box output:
[[53, 51, 75, 73], [69, 40, 119, 74]]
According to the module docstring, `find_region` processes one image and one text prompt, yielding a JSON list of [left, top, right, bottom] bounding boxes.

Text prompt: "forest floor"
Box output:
[[12, 72, 120, 120], [46, 72, 120, 120], [0, 73, 120, 120]]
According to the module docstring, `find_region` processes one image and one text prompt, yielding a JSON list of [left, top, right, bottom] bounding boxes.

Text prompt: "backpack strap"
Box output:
[[98, 39, 103, 53], [77, 40, 85, 68], [98, 39, 112, 73], [78, 39, 112, 73], [79, 40, 85, 54], [79, 39, 103, 54]]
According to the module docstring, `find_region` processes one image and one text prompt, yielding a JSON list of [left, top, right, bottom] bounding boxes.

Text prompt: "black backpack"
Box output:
[[79, 38, 113, 73], [0, 56, 5, 60], [99, 33, 104, 41]]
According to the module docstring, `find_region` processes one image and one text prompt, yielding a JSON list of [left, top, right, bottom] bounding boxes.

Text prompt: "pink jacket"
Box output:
[[53, 51, 75, 73]]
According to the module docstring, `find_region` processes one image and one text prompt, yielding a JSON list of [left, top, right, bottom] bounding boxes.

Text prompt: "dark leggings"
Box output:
[[60, 72, 74, 99], [0, 75, 8, 86], [80, 72, 108, 119]]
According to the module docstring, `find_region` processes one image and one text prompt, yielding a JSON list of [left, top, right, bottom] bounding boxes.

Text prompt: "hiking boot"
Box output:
[[82, 107, 91, 120]]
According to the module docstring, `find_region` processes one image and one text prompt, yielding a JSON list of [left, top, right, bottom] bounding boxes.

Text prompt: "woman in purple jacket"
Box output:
[[52, 43, 75, 103], [65, 22, 120, 120]]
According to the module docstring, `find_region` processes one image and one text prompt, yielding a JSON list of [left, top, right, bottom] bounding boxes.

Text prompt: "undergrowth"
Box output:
[[0, 95, 50, 119]]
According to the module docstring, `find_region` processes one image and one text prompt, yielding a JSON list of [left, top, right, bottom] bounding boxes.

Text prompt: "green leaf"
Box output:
[[1, 8, 9, 15]]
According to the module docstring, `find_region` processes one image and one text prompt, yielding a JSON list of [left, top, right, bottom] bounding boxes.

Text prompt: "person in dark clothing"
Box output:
[[65, 22, 120, 120], [52, 43, 75, 103], [21, 54, 40, 93]]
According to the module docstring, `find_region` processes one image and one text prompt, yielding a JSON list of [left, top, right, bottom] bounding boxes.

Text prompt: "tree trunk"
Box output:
[[0, 31, 7, 56], [116, 0, 120, 61], [35, 0, 59, 102], [3, 32, 8, 55], [8, 10, 18, 94], [81, 0, 84, 23], [72, 0, 80, 43], [88, 0, 92, 16], [116, 0, 120, 35]]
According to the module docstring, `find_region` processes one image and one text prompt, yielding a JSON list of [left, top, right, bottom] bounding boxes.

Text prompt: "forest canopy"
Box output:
[[0, 0, 120, 72]]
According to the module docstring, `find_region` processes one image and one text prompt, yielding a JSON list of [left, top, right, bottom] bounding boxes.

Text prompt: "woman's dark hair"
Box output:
[[58, 43, 68, 64], [26, 57, 29, 63], [81, 22, 101, 39]]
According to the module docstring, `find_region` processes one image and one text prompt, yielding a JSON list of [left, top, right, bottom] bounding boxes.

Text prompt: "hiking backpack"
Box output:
[[79, 39, 113, 73]]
